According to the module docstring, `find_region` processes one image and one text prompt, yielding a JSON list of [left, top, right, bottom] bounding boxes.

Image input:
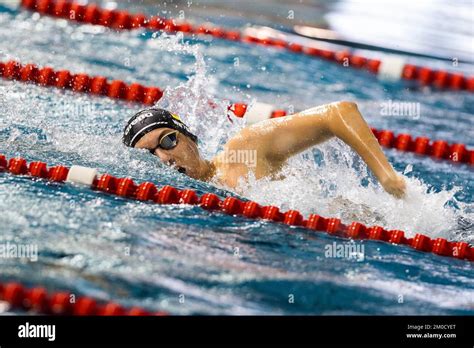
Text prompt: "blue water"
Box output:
[[0, 1, 473, 315]]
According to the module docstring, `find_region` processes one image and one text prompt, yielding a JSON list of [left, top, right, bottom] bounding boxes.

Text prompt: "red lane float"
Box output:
[[19, 0, 474, 92], [1, 59, 472, 166], [0, 60, 164, 105], [1, 154, 472, 262], [0, 281, 168, 316]]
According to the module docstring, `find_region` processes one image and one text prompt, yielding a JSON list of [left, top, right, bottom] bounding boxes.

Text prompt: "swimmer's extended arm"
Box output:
[[240, 101, 406, 198]]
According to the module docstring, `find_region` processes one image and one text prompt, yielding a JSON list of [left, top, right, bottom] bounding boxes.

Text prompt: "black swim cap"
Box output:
[[122, 108, 198, 147]]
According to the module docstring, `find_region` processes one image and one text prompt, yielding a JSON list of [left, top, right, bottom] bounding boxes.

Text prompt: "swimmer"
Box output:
[[123, 101, 406, 198]]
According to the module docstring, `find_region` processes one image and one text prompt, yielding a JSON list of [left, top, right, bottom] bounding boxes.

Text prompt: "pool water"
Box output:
[[0, 1, 473, 315]]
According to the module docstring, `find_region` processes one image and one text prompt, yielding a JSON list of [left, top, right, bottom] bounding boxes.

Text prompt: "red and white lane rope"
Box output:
[[1, 154, 472, 262], [0, 60, 164, 105], [18, 0, 474, 92], [0, 281, 168, 315], [1, 59, 472, 166]]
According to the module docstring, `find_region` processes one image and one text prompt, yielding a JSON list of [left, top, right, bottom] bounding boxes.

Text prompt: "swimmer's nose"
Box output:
[[154, 152, 176, 168]]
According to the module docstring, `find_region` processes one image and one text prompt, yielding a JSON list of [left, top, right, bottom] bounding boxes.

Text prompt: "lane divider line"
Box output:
[[18, 0, 474, 92], [0, 281, 169, 315], [1, 59, 472, 166], [0, 59, 164, 105], [1, 154, 472, 262]]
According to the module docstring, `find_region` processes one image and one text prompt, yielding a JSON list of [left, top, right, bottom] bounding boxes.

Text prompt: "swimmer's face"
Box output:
[[134, 128, 203, 179]]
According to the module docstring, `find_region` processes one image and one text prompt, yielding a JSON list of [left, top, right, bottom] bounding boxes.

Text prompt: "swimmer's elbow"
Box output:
[[324, 100, 368, 141], [334, 100, 358, 113], [328, 101, 361, 130]]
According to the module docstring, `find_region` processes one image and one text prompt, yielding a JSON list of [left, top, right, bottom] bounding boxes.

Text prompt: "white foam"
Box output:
[[237, 140, 469, 240]]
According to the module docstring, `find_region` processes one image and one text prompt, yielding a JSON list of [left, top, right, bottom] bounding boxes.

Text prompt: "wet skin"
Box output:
[[134, 127, 213, 181], [134, 101, 406, 198]]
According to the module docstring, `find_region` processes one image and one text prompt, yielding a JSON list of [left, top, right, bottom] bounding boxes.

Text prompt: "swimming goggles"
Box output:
[[149, 130, 179, 153]]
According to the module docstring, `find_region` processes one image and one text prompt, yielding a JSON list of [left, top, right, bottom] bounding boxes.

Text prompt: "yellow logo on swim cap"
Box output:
[[171, 113, 182, 121]]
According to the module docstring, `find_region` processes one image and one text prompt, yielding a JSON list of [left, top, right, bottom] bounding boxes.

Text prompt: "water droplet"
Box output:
[[403, 164, 413, 175]]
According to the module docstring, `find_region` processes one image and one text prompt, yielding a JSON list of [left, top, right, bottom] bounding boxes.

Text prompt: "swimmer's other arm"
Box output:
[[239, 101, 406, 198]]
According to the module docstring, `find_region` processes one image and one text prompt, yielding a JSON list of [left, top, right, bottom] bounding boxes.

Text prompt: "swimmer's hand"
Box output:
[[381, 175, 406, 198]]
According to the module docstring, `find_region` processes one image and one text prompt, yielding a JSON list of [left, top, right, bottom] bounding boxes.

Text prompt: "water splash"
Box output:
[[148, 32, 244, 159], [238, 139, 470, 241]]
